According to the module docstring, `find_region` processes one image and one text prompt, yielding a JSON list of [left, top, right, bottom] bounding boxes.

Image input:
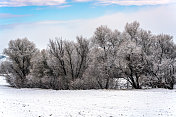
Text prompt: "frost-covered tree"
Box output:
[[48, 38, 69, 89], [118, 21, 176, 89], [48, 37, 90, 89], [148, 34, 176, 89], [64, 36, 90, 89], [30, 49, 54, 88], [3, 38, 38, 88], [2, 21, 176, 90], [91, 26, 123, 89], [74, 36, 90, 79], [115, 22, 151, 89]]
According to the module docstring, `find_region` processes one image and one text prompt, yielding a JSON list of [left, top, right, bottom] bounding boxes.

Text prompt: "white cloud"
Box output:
[[1, 0, 175, 7], [74, 0, 176, 5], [56, 4, 71, 8], [0, 0, 66, 7], [0, 5, 176, 52], [97, 0, 176, 6], [73, 0, 92, 2], [0, 13, 28, 18]]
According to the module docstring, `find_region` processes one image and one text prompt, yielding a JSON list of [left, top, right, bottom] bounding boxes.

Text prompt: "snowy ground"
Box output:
[[0, 76, 176, 117]]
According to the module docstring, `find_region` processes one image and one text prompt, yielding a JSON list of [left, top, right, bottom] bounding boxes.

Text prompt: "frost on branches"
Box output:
[[1, 21, 176, 89]]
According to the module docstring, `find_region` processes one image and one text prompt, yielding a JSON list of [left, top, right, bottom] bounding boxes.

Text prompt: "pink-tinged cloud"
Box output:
[[0, 0, 66, 7]]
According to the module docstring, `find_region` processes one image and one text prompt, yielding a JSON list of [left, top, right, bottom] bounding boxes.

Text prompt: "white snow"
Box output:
[[0, 76, 176, 117]]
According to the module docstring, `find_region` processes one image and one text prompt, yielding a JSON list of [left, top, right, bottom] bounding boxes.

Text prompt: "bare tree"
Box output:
[[48, 38, 69, 89], [48, 37, 90, 89], [64, 41, 75, 81], [74, 36, 90, 79]]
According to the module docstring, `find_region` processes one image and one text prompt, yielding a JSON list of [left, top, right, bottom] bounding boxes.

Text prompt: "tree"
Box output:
[[148, 34, 176, 89], [2, 21, 176, 90], [48, 37, 90, 89], [116, 21, 153, 89], [91, 26, 122, 89], [3, 38, 38, 88], [48, 38, 69, 89], [116, 39, 147, 89], [30, 49, 54, 88], [74, 36, 90, 79], [119, 21, 176, 89]]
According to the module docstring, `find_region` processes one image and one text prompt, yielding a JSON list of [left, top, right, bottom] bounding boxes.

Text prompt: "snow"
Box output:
[[0, 76, 176, 117]]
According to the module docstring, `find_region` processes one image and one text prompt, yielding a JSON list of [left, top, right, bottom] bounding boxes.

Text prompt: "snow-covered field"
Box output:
[[0, 76, 176, 117]]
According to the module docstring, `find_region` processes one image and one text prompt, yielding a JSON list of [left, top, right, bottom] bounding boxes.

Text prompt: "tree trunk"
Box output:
[[105, 77, 110, 89]]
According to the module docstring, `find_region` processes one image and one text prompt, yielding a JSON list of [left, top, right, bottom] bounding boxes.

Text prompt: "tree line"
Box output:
[[1, 21, 176, 89]]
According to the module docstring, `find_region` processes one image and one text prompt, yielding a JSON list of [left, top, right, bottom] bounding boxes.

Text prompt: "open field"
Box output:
[[0, 76, 176, 117]]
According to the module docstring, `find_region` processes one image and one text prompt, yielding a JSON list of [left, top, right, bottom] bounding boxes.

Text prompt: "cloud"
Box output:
[[1, 0, 175, 7], [0, 5, 176, 52], [56, 4, 71, 8], [97, 0, 176, 6], [0, 13, 28, 19], [73, 0, 92, 2], [74, 0, 176, 5], [0, 0, 66, 7]]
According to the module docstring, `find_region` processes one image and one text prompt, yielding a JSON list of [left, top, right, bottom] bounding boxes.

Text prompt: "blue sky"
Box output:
[[0, 1, 151, 25], [0, 0, 176, 52]]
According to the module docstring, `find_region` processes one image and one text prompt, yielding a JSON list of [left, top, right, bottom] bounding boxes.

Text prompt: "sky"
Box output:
[[0, 0, 176, 52]]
